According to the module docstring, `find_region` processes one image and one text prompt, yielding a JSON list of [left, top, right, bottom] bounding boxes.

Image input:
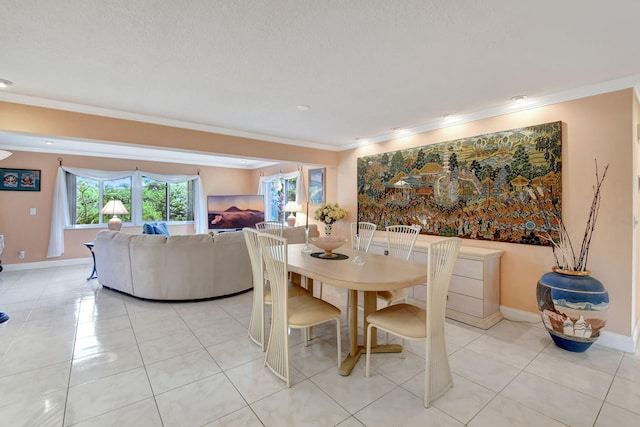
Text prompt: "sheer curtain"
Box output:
[[257, 170, 304, 220], [47, 167, 206, 258]]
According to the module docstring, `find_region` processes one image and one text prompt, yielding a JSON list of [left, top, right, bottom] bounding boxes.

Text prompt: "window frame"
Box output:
[[67, 171, 195, 228]]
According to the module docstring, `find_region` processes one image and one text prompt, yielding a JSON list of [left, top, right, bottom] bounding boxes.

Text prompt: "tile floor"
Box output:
[[0, 263, 639, 426]]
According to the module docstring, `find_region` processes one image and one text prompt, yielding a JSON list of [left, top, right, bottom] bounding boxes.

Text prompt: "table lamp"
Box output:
[[283, 201, 300, 227], [101, 200, 128, 231]]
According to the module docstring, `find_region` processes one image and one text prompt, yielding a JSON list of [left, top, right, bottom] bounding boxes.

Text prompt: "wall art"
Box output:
[[356, 121, 562, 245], [308, 167, 325, 204], [0, 168, 41, 191]]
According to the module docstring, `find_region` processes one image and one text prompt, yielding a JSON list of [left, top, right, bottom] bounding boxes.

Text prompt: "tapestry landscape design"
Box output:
[[357, 121, 562, 245]]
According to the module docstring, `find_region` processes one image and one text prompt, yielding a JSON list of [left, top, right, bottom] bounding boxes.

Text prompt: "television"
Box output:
[[207, 194, 265, 230]]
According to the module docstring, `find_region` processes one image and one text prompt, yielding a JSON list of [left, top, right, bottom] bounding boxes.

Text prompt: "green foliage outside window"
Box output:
[[73, 175, 192, 225]]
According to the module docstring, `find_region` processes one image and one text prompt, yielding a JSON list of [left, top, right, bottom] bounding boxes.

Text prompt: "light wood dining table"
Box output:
[[287, 244, 427, 375]]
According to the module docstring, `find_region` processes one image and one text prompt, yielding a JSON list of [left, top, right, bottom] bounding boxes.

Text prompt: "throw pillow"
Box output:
[[153, 222, 171, 236], [142, 223, 156, 234]]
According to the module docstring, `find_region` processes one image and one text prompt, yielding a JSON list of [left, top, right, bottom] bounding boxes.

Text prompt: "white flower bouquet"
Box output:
[[314, 202, 347, 224]]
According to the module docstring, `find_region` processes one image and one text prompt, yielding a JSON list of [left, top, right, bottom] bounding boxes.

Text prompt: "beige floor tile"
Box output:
[[155, 373, 247, 427], [251, 379, 351, 427]]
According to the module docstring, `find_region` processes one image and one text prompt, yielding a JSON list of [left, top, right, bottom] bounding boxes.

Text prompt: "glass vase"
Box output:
[[324, 223, 333, 236]]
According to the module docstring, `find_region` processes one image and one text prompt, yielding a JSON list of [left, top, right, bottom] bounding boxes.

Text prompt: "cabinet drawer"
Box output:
[[447, 292, 483, 317], [449, 275, 483, 299], [453, 258, 483, 280]]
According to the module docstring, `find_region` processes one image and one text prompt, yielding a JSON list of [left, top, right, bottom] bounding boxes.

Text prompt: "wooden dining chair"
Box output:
[[365, 237, 461, 407], [258, 233, 342, 387], [318, 221, 377, 301], [377, 225, 420, 306], [255, 221, 284, 236], [350, 221, 376, 252], [243, 228, 308, 351]]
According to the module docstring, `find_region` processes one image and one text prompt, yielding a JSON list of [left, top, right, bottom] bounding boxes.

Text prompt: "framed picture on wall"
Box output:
[[308, 167, 325, 204], [0, 168, 41, 191]]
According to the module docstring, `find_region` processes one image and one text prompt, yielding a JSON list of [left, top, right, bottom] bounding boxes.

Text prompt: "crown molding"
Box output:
[[342, 73, 640, 150], [0, 92, 340, 152], [3, 73, 640, 155]]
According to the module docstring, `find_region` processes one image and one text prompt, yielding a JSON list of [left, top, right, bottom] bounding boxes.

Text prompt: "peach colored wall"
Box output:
[[0, 102, 340, 166], [337, 90, 635, 336], [0, 150, 255, 265]]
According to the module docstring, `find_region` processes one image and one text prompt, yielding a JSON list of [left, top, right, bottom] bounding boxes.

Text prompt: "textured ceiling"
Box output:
[[1, 0, 640, 162]]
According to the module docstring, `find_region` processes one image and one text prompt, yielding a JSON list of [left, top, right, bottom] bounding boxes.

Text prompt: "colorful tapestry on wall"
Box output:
[[357, 121, 562, 245]]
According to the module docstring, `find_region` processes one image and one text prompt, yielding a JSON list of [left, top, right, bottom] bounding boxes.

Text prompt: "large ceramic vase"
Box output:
[[536, 267, 609, 352]]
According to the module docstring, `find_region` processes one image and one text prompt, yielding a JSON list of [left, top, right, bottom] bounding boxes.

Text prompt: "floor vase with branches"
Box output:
[[536, 161, 610, 352]]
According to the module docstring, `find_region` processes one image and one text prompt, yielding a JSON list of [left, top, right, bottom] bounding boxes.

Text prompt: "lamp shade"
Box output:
[[101, 200, 128, 231], [283, 201, 299, 213], [283, 201, 299, 227], [101, 200, 128, 215], [0, 150, 12, 161]]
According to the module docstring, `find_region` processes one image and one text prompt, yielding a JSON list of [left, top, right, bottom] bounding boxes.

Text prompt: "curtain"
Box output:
[[47, 167, 206, 258], [257, 170, 304, 220]]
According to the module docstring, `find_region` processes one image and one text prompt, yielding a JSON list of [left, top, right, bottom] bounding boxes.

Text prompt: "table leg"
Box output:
[[363, 291, 377, 348], [349, 289, 358, 356], [338, 289, 403, 376]]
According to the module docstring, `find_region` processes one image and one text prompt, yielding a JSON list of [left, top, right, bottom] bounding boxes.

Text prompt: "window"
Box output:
[[265, 176, 297, 222], [68, 172, 193, 227], [142, 178, 193, 222], [70, 176, 132, 225]]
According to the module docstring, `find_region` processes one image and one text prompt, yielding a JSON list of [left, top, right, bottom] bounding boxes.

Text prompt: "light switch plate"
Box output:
[[30, 208, 36, 215]]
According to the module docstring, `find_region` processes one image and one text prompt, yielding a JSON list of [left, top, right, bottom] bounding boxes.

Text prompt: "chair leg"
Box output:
[[365, 323, 374, 377], [335, 318, 342, 367]]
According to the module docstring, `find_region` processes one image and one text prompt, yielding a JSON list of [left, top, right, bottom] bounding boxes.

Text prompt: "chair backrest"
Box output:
[[386, 225, 420, 260], [256, 221, 284, 236], [424, 237, 461, 405], [350, 222, 376, 252], [243, 228, 266, 348], [257, 233, 290, 383], [426, 237, 462, 330]]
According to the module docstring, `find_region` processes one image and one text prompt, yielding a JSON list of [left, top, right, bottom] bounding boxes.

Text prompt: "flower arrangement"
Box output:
[[538, 160, 608, 272], [314, 202, 347, 225]]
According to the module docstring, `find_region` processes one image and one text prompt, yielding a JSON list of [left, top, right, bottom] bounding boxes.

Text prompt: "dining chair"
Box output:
[[318, 221, 377, 301], [243, 228, 308, 351], [351, 221, 376, 252], [258, 233, 342, 387], [377, 224, 421, 306], [255, 221, 284, 236], [365, 237, 461, 408]]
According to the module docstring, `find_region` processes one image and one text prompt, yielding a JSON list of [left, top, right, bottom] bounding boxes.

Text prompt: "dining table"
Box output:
[[287, 243, 428, 376]]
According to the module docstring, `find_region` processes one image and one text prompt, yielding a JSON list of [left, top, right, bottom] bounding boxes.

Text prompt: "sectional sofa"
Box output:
[[93, 225, 319, 300]]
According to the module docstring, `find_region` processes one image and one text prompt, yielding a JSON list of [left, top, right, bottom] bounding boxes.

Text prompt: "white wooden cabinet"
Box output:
[[369, 237, 504, 329]]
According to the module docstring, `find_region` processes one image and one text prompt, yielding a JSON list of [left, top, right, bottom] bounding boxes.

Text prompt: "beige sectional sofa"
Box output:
[[93, 225, 319, 300]]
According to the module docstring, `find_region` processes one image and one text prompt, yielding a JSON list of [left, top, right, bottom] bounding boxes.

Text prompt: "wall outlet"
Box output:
[[18, 250, 25, 259], [30, 208, 36, 215]]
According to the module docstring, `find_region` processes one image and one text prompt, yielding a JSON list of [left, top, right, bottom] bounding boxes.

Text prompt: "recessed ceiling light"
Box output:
[[392, 127, 400, 132], [511, 95, 528, 102], [297, 105, 310, 111], [0, 78, 13, 88], [44, 141, 53, 145], [441, 114, 460, 123]]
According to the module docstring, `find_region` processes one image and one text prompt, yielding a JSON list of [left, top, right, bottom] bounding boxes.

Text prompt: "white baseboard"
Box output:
[[501, 305, 638, 354], [2, 257, 92, 271]]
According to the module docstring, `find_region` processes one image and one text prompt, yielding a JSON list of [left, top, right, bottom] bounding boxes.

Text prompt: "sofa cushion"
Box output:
[[142, 221, 171, 236]]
